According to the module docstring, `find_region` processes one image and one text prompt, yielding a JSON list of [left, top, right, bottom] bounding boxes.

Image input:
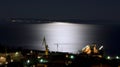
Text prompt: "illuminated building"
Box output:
[[81, 44, 103, 58]]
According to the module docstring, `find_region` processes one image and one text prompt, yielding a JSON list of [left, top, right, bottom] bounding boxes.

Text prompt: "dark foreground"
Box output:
[[0, 55, 120, 67]]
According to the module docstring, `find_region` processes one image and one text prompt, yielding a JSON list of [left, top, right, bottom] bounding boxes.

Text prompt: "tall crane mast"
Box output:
[[42, 37, 49, 56]]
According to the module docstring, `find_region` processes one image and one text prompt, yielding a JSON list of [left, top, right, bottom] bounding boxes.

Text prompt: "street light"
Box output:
[[107, 56, 111, 60], [40, 59, 43, 62], [27, 60, 30, 64], [70, 55, 74, 59], [116, 56, 120, 59], [39, 59, 48, 63]]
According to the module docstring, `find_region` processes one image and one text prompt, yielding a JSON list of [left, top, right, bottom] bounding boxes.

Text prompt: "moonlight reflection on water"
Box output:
[[0, 22, 105, 53], [31, 22, 104, 53]]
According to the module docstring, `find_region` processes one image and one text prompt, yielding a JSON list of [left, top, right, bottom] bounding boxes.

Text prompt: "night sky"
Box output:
[[0, 0, 120, 56], [0, 0, 120, 20]]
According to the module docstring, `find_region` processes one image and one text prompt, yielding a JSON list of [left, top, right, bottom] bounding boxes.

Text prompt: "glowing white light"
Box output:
[[40, 59, 43, 62], [66, 54, 69, 58], [99, 46, 103, 50], [27, 60, 30, 63], [37, 56, 41, 59], [30, 50, 33, 53], [70, 55, 74, 59], [33, 22, 97, 53], [15, 52, 19, 56], [5, 62, 8, 64], [52, 22, 72, 25], [116, 56, 119, 59], [11, 59, 13, 62], [16, 52, 19, 54], [107, 56, 111, 59]]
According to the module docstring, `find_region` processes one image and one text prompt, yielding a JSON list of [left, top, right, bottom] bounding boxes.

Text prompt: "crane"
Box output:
[[42, 36, 49, 56]]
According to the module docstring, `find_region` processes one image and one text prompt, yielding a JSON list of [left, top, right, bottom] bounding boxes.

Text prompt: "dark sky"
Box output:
[[0, 0, 120, 20], [0, 0, 120, 56]]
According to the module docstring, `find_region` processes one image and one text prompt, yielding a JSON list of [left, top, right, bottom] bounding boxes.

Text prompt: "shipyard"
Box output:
[[0, 19, 120, 67], [1, 0, 120, 67], [0, 40, 120, 67]]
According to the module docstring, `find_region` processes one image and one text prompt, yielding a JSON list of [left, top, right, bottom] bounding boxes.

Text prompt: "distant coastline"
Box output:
[[0, 18, 120, 25]]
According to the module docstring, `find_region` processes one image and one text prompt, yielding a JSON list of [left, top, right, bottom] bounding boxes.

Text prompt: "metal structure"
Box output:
[[42, 37, 49, 56], [82, 44, 103, 56]]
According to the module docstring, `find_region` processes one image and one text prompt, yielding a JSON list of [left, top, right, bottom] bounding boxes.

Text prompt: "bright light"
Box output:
[[27, 60, 30, 64], [70, 55, 74, 59], [30, 50, 33, 54], [52, 22, 72, 25], [82, 45, 89, 51], [82, 45, 91, 54], [39, 59, 48, 63], [98, 55, 102, 58], [34, 23, 97, 53], [40, 59, 43, 62], [66, 54, 69, 58], [15, 52, 19, 56], [116, 56, 119, 59], [99, 46, 103, 50], [107, 56, 111, 60], [0, 57, 5, 60], [0, 56, 6, 62], [5, 62, 8, 64], [11, 59, 13, 62], [37, 56, 41, 59]]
